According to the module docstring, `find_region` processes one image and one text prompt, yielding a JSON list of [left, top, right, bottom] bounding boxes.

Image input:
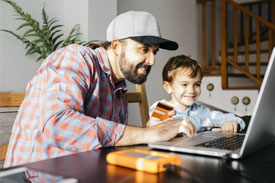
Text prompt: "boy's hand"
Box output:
[[147, 110, 176, 127], [212, 122, 239, 133]]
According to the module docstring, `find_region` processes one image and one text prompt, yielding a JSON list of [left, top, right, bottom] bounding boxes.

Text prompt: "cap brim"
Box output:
[[130, 36, 178, 50]]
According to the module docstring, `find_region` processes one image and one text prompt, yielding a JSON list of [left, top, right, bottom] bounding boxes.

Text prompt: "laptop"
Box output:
[[149, 47, 275, 159]]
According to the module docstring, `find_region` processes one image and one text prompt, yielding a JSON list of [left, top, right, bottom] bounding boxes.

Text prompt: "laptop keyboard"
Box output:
[[195, 134, 245, 151]]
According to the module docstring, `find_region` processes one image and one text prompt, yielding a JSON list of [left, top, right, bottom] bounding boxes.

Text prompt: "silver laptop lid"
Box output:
[[239, 47, 275, 158]]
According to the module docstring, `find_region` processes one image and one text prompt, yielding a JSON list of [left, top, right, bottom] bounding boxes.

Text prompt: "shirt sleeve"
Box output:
[[198, 104, 246, 131], [33, 45, 125, 152]]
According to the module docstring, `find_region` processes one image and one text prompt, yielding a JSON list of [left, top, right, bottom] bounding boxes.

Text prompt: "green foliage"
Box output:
[[1, 0, 86, 61]]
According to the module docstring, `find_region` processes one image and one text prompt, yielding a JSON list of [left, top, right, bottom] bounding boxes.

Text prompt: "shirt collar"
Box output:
[[94, 47, 127, 93], [171, 103, 196, 113]]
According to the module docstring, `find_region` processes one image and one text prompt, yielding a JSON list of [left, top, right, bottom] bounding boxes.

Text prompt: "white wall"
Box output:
[[1, 0, 48, 92], [198, 76, 258, 116], [88, 0, 117, 41], [0, 0, 117, 92], [117, 0, 200, 126]]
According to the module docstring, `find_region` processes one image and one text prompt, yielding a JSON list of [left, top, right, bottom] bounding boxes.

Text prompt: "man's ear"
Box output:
[[163, 81, 173, 94], [111, 39, 122, 56]]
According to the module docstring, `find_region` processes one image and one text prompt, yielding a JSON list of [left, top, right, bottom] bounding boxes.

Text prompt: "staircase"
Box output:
[[226, 40, 269, 88], [196, 0, 275, 116]]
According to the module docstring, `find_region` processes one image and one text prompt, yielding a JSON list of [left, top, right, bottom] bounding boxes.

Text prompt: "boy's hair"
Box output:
[[162, 55, 203, 82]]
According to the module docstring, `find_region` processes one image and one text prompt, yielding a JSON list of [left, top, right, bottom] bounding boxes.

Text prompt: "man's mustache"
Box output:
[[136, 62, 151, 74]]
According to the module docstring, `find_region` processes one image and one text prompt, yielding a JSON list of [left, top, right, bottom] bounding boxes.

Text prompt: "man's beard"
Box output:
[[119, 52, 151, 84]]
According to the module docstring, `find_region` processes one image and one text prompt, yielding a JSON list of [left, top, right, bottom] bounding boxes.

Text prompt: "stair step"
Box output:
[[202, 73, 221, 77], [228, 73, 264, 78], [229, 62, 268, 66], [228, 38, 269, 49], [225, 86, 260, 90], [227, 39, 269, 52], [227, 49, 269, 56], [216, 62, 268, 66]]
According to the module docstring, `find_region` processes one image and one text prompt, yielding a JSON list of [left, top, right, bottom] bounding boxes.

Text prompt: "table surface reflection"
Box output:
[[24, 144, 275, 183]]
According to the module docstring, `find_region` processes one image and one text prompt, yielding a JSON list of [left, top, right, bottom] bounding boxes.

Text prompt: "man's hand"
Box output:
[[115, 118, 197, 147], [147, 110, 196, 138], [211, 121, 239, 133], [148, 118, 197, 138]]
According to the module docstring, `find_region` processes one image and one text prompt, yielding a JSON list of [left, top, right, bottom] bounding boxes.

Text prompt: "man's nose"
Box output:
[[146, 52, 155, 66]]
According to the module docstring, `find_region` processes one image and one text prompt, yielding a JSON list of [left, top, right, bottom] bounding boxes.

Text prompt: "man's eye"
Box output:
[[182, 84, 188, 87], [141, 47, 148, 53]]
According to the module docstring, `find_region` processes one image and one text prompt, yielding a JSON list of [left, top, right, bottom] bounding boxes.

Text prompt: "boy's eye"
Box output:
[[195, 83, 201, 87]]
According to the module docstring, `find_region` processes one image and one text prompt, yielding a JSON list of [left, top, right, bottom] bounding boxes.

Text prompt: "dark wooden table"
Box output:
[[22, 143, 275, 183]]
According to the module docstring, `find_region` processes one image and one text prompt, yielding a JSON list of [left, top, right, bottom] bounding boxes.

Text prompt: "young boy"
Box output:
[[148, 55, 245, 133]]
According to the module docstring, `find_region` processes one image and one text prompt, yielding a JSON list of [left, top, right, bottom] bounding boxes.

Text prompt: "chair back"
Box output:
[[125, 84, 149, 127], [0, 92, 25, 162]]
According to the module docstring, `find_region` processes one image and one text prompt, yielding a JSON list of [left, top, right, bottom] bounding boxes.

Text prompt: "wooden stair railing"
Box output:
[[197, 0, 275, 89], [197, 0, 220, 75], [221, 0, 275, 89], [236, 0, 272, 46]]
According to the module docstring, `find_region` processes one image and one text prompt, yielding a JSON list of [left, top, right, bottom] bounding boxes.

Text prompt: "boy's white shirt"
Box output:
[[149, 99, 245, 132]]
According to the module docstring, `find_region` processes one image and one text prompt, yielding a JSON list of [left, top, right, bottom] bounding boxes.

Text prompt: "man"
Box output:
[[4, 11, 196, 182]]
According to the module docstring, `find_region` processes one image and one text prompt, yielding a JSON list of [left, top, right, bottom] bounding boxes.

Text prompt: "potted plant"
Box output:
[[1, 0, 86, 62]]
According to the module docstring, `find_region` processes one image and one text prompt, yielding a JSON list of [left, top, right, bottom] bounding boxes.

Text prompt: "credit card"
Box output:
[[151, 102, 174, 120]]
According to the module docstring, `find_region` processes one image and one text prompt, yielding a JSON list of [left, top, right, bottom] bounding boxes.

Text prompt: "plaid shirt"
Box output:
[[4, 45, 127, 180]]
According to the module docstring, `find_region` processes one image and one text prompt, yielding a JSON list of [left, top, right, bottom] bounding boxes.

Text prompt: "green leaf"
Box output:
[[50, 25, 63, 32], [16, 22, 32, 30], [2, 0, 86, 62], [31, 39, 44, 44], [54, 40, 64, 50], [52, 34, 63, 44], [22, 29, 36, 37]]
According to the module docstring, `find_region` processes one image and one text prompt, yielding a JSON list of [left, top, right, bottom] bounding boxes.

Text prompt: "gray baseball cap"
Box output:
[[106, 11, 178, 50]]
